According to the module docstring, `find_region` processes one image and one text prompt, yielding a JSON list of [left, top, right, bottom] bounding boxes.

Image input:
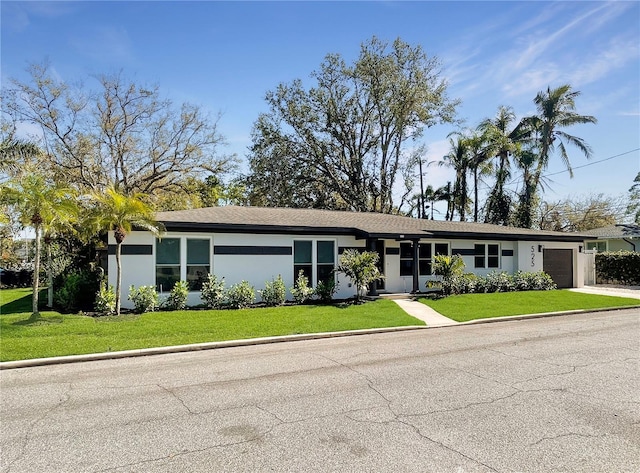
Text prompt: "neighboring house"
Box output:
[[108, 206, 589, 308], [583, 224, 640, 252]]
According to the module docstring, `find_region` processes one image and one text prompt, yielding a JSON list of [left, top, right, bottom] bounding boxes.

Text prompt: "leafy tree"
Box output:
[[337, 249, 384, 302], [87, 188, 164, 315], [626, 172, 640, 224], [1, 174, 77, 318], [247, 36, 458, 213], [3, 62, 233, 195], [538, 193, 626, 232]]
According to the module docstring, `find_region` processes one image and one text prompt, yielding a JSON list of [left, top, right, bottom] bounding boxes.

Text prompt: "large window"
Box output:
[[420, 243, 449, 275], [156, 237, 211, 292], [585, 241, 607, 252], [187, 239, 210, 290], [156, 238, 181, 292], [474, 243, 500, 269], [294, 240, 335, 286], [400, 242, 450, 276]]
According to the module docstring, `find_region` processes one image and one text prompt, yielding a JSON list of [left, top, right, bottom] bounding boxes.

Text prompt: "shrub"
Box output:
[[290, 269, 314, 304], [482, 271, 515, 293], [201, 274, 226, 309], [128, 285, 159, 314], [226, 280, 255, 309], [596, 251, 640, 285], [164, 280, 189, 310], [94, 281, 116, 316], [259, 275, 286, 307], [315, 277, 338, 303], [432, 254, 465, 295], [337, 249, 383, 301], [449, 273, 478, 295], [54, 270, 100, 312]]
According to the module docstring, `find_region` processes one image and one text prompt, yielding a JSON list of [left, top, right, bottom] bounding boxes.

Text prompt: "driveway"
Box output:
[[1, 309, 638, 472]]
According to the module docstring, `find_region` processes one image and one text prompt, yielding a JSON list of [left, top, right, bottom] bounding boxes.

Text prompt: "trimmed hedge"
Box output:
[[596, 251, 640, 285]]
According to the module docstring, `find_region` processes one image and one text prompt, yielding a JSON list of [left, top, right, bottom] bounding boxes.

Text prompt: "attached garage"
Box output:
[[543, 249, 574, 288]]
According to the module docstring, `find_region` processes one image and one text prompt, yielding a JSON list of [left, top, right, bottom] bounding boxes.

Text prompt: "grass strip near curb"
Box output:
[[0, 291, 423, 361], [419, 289, 639, 322]]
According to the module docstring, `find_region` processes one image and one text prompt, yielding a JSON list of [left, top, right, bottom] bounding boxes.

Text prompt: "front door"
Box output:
[[376, 240, 385, 290]]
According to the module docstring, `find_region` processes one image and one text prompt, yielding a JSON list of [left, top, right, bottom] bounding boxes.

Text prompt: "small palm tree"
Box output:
[[1, 174, 77, 318], [88, 188, 164, 315]]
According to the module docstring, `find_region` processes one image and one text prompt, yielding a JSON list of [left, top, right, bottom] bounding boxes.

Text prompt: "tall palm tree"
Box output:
[[464, 131, 493, 222], [530, 84, 597, 183], [441, 134, 471, 221], [88, 188, 164, 315], [1, 174, 77, 318], [514, 84, 596, 228], [478, 106, 528, 225]]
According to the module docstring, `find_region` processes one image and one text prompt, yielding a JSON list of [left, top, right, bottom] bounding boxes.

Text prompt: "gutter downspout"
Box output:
[[622, 238, 636, 251]]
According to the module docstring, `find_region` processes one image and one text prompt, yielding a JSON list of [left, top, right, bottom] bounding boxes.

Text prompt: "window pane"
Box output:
[[187, 265, 209, 291], [586, 242, 597, 250], [156, 238, 180, 264], [400, 260, 413, 276], [419, 260, 431, 276], [474, 244, 485, 256], [419, 243, 432, 259], [156, 266, 180, 292], [488, 257, 499, 268], [317, 241, 335, 264], [294, 241, 312, 264], [488, 244, 499, 256], [597, 242, 606, 252], [294, 264, 313, 287], [187, 239, 210, 265], [400, 243, 413, 259], [435, 243, 449, 256], [474, 256, 485, 268], [317, 264, 334, 285]]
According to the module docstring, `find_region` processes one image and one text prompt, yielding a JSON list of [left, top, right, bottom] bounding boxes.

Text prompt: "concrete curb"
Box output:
[[2, 305, 638, 370]]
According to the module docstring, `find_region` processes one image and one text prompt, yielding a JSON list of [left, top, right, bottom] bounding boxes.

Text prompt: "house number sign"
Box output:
[[530, 245, 536, 267]]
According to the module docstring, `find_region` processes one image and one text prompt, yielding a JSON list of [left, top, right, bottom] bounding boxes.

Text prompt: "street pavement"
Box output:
[[1, 309, 639, 473]]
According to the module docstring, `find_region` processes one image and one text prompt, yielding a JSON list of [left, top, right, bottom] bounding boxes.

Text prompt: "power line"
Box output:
[[544, 148, 640, 177]]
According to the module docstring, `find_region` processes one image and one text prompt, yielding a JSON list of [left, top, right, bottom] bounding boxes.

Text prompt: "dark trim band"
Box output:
[[108, 245, 153, 255], [214, 245, 292, 256], [502, 249, 514, 257]]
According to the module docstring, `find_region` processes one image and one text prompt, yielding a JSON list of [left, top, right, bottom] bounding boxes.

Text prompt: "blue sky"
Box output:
[[2, 1, 639, 217]]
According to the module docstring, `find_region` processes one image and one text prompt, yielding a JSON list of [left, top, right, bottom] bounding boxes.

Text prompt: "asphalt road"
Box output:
[[1, 309, 639, 473]]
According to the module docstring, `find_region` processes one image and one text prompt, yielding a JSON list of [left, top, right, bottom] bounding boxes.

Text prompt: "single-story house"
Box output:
[[108, 206, 590, 308], [583, 224, 640, 252]]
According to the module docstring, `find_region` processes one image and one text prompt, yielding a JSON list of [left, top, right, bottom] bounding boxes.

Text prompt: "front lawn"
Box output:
[[0, 289, 423, 361], [419, 290, 640, 322]]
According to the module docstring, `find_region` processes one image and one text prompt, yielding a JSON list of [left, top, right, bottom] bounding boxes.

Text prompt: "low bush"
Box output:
[[128, 285, 159, 314], [432, 270, 556, 296], [164, 280, 189, 310], [314, 278, 338, 304], [94, 281, 116, 316], [226, 280, 255, 309], [54, 270, 100, 312], [290, 270, 314, 304], [259, 275, 286, 307], [201, 274, 226, 309]]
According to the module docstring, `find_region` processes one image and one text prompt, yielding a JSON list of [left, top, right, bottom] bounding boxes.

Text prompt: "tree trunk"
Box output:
[[473, 167, 479, 222], [47, 243, 53, 308], [115, 241, 122, 316], [32, 225, 41, 318]]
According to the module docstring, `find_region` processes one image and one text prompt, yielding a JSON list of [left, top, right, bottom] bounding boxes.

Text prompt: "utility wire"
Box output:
[[544, 148, 640, 177]]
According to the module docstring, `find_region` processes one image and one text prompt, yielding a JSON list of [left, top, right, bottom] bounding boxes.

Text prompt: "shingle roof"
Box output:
[[156, 206, 588, 242], [582, 224, 640, 239]]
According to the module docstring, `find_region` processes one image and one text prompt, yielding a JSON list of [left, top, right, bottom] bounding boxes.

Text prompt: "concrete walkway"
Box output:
[[393, 298, 457, 326], [569, 285, 640, 300]]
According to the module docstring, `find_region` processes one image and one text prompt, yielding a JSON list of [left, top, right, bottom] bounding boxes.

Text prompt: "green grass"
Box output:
[[419, 290, 640, 322], [0, 288, 423, 361]]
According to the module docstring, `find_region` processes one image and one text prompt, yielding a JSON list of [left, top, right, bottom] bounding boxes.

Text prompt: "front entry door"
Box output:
[[375, 240, 385, 290]]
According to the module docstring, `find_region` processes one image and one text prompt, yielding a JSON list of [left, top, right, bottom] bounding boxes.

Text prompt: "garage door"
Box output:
[[543, 249, 573, 288]]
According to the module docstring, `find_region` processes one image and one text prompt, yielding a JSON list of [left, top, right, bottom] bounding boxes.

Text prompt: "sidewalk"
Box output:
[[569, 285, 640, 300], [393, 298, 457, 326]]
